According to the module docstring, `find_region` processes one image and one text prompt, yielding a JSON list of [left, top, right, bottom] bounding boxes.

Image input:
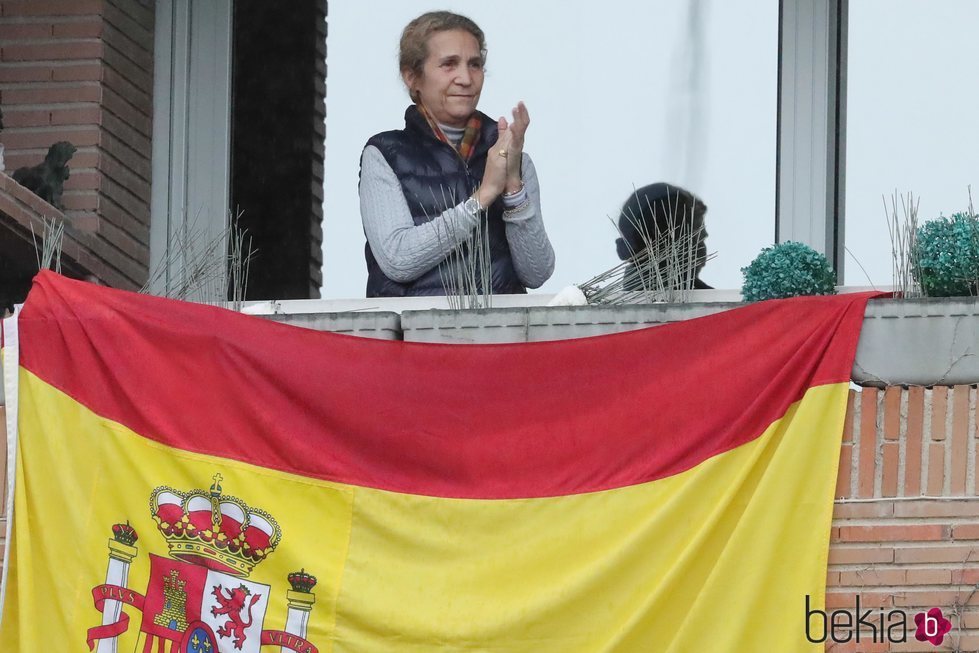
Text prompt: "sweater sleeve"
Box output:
[[359, 145, 479, 283], [501, 153, 556, 288]]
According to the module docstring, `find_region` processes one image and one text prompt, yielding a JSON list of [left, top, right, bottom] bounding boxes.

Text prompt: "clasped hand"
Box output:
[[476, 102, 530, 207]]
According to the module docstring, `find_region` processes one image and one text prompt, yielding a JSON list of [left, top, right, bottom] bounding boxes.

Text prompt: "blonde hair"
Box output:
[[399, 11, 487, 87]]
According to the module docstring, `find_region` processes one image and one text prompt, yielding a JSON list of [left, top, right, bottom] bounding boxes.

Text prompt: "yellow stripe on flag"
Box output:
[[3, 369, 847, 652]]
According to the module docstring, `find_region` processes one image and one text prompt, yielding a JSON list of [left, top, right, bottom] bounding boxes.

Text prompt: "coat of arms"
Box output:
[[86, 474, 318, 653]]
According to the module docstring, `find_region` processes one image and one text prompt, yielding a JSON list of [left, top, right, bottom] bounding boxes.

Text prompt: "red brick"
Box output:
[[61, 209, 98, 231], [0, 40, 102, 62], [101, 88, 150, 138], [60, 189, 98, 211], [62, 169, 99, 192], [51, 19, 104, 39], [99, 149, 148, 195], [882, 441, 899, 497], [96, 212, 148, 259], [1, 0, 103, 16], [895, 545, 978, 563], [951, 568, 979, 584], [102, 22, 152, 72], [928, 442, 946, 495], [931, 386, 948, 441], [949, 636, 979, 653], [100, 176, 147, 221], [894, 589, 979, 607], [63, 148, 98, 169], [100, 109, 149, 157], [838, 524, 948, 543], [827, 641, 890, 653], [828, 546, 895, 565], [894, 499, 979, 518], [832, 501, 893, 519], [101, 131, 149, 181], [100, 42, 150, 91], [0, 62, 55, 82], [99, 194, 148, 235], [906, 386, 925, 496], [50, 104, 101, 126], [107, 0, 153, 31], [103, 1, 152, 45], [2, 151, 41, 171], [2, 108, 52, 127], [837, 443, 853, 499], [906, 568, 952, 585], [958, 610, 979, 629], [952, 524, 979, 540], [824, 591, 896, 609], [838, 568, 906, 586], [951, 386, 970, 495], [884, 386, 902, 440], [858, 388, 879, 498], [0, 126, 101, 149], [1, 83, 101, 105], [102, 64, 150, 113], [51, 61, 101, 82], [0, 22, 54, 39]]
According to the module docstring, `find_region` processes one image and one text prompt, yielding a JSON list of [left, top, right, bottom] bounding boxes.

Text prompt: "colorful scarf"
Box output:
[[417, 102, 482, 161]]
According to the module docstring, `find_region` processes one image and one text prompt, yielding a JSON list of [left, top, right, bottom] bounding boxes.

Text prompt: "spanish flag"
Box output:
[[0, 272, 871, 652]]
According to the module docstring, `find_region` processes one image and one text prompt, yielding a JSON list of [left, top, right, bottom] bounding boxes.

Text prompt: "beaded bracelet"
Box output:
[[503, 182, 525, 198], [503, 198, 532, 217]]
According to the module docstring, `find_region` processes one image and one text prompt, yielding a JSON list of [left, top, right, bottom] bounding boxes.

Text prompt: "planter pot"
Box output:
[[853, 297, 979, 387]]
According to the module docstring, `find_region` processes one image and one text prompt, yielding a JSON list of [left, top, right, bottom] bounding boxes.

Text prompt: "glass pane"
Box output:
[[845, 0, 979, 287], [323, 1, 777, 297]]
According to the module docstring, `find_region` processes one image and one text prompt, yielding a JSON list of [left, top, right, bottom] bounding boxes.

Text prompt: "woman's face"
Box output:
[[405, 29, 484, 128]]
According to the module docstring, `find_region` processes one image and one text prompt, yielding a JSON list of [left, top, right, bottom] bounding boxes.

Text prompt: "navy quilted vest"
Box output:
[[362, 105, 525, 297]]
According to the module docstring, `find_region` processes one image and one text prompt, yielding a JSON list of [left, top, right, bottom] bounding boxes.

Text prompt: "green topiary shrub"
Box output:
[[741, 241, 837, 302], [912, 212, 979, 297]]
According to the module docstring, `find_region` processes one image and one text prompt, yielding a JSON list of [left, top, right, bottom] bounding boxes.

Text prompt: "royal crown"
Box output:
[[149, 474, 282, 578], [112, 521, 139, 546], [288, 568, 318, 593]]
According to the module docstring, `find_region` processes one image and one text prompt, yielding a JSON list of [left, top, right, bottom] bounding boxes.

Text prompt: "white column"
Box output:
[[282, 590, 315, 650], [96, 538, 138, 653]]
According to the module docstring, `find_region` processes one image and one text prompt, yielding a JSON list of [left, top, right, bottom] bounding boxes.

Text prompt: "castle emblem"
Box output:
[[86, 474, 319, 653]]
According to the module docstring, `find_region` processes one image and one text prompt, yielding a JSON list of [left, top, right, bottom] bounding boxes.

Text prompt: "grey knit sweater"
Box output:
[[359, 129, 555, 288]]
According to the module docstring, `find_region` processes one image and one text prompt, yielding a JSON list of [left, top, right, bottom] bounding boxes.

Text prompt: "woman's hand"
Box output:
[[475, 103, 529, 206], [503, 102, 529, 192], [476, 117, 513, 207]]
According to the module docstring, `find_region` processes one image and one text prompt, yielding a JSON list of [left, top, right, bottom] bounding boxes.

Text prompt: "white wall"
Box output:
[[322, 0, 778, 298], [844, 0, 979, 287]]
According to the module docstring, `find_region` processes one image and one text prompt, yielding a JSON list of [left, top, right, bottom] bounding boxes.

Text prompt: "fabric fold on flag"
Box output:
[[0, 272, 875, 652]]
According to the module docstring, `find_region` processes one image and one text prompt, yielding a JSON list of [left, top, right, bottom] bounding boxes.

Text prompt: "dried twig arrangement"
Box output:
[[31, 217, 65, 274], [884, 190, 921, 298], [577, 193, 713, 305], [142, 209, 255, 307], [430, 186, 492, 310]]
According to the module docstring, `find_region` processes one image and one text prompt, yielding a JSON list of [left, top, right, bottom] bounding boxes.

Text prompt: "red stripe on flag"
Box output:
[[18, 272, 872, 499]]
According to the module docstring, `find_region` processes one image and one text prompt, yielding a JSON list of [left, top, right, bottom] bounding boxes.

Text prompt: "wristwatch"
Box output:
[[464, 195, 483, 216]]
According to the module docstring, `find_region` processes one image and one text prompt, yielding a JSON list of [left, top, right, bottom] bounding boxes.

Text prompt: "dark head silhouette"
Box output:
[[614, 183, 711, 289]]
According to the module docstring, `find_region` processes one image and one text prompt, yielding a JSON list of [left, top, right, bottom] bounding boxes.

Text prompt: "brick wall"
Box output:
[[2, 385, 977, 650], [829, 385, 979, 652], [0, 0, 154, 290]]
